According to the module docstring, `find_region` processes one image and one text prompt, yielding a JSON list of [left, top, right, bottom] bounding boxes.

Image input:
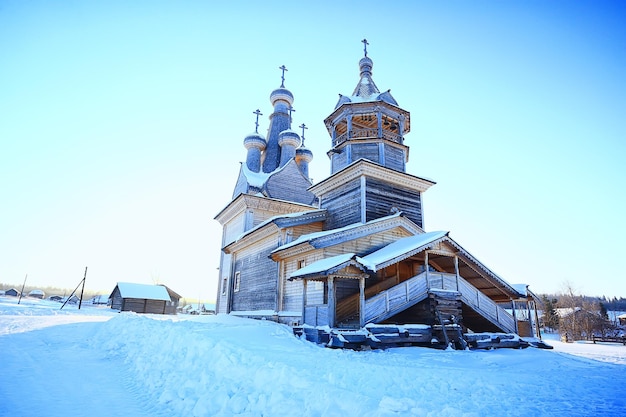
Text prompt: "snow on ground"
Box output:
[[1, 297, 625, 417]]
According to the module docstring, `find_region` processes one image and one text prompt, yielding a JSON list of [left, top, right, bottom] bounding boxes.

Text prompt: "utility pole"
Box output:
[[17, 274, 27, 304], [61, 267, 87, 310]]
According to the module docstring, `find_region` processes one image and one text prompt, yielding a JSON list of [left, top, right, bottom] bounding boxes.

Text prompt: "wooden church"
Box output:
[[214, 41, 542, 349]]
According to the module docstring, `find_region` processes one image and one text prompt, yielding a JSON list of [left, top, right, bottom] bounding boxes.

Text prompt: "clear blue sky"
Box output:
[[1, 1, 625, 300]]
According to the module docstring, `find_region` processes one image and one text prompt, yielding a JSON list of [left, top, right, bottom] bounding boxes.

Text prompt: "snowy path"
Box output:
[[0, 317, 172, 417]]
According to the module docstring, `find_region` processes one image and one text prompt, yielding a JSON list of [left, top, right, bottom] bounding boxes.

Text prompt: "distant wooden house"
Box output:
[[48, 295, 63, 302], [109, 282, 180, 314], [4, 288, 20, 297], [618, 314, 626, 326], [214, 43, 542, 349], [28, 289, 45, 299], [62, 295, 81, 304]]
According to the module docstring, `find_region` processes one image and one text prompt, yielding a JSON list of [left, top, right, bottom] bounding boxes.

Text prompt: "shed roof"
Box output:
[[113, 282, 171, 301], [289, 253, 360, 280], [357, 231, 448, 271]]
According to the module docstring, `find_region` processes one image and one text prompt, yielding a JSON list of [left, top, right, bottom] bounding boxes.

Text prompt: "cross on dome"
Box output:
[[361, 39, 369, 57], [299, 123, 308, 142], [253, 109, 263, 133], [288, 105, 295, 128], [279, 65, 288, 87]]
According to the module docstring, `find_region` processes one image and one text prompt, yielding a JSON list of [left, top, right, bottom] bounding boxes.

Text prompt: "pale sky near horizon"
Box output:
[[1, 1, 625, 301]]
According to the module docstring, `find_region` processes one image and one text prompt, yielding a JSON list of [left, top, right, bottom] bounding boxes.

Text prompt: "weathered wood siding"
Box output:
[[282, 249, 327, 314], [351, 143, 379, 164], [383, 143, 405, 172], [335, 279, 359, 302], [223, 213, 246, 246], [216, 252, 232, 314], [231, 235, 279, 312], [321, 228, 410, 258], [331, 147, 349, 173], [365, 178, 423, 228], [283, 279, 304, 313], [319, 178, 362, 229], [110, 287, 123, 310], [264, 160, 316, 205]]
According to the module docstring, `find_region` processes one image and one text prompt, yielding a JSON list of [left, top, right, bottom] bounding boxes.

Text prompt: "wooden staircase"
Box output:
[[359, 272, 517, 334]]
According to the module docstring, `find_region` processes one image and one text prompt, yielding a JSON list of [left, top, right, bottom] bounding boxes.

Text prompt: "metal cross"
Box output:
[[253, 109, 262, 133], [361, 39, 369, 57], [288, 105, 295, 127], [279, 65, 288, 87], [299, 123, 308, 142]]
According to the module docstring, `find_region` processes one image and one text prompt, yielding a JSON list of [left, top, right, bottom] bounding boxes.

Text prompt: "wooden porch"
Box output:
[[302, 271, 519, 334]]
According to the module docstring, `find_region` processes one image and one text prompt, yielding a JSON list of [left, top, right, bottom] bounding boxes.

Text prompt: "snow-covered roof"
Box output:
[[226, 209, 327, 249], [272, 212, 406, 255], [357, 231, 448, 271], [114, 282, 171, 301], [290, 253, 359, 280]]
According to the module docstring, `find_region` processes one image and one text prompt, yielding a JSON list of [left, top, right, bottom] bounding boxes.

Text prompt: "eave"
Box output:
[[309, 159, 435, 197]]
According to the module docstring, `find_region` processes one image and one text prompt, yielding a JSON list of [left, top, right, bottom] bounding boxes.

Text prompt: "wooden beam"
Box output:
[[328, 276, 335, 328], [302, 280, 308, 325], [359, 278, 365, 328]]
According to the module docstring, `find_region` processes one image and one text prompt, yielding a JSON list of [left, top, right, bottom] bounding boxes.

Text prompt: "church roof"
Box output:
[[289, 253, 364, 280], [334, 55, 399, 109], [223, 209, 327, 253], [356, 231, 449, 271], [270, 212, 422, 258], [112, 282, 171, 301]]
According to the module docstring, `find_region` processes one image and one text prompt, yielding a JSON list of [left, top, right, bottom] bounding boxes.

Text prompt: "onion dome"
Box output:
[[243, 132, 266, 151], [270, 87, 294, 108], [277, 129, 300, 148], [295, 145, 313, 163], [359, 56, 373, 77]]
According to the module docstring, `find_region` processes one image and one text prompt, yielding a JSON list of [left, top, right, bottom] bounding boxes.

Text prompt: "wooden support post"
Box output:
[[359, 277, 365, 328], [533, 301, 542, 339], [526, 300, 533, 336], [396, 263, 400, 285], [511, 299, 518, 334], [425, 252, 429, 288], [454, 256, 460, 291], [302, 280, 308, 325], [328, 276, 335, 328]]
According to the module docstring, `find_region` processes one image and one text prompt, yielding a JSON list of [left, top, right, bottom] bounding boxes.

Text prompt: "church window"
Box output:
[[221, 278, 228, 295], [234, 272, 241, 292]]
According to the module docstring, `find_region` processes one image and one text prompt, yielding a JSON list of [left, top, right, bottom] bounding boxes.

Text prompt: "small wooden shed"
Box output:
[[28, 289, 45, 299], [109, 282, 180, 314], [4, 288, 20, 297]]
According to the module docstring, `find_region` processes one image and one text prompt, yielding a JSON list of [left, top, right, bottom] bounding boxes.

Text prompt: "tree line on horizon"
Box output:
[[539, 284, 625, 341]]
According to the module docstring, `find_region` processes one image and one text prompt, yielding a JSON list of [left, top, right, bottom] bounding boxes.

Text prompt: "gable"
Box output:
[[271, 213, 423, 260], [263, 159, 316, 205]]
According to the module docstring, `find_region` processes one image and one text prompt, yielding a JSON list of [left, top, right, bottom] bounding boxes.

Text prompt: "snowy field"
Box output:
[[1, 297, 625, 417]]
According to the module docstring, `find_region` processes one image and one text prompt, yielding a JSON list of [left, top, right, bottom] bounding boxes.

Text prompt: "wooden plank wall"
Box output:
[[365, 178, 423, 228], [351, 143, 380, 165], [320, 178, 362, 229], [322, 228, 409, 258], [383, 143, 405, 172], [331, 148, 349, 173], [231, 237, 279, 312], [110, 288, 123, 310]]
